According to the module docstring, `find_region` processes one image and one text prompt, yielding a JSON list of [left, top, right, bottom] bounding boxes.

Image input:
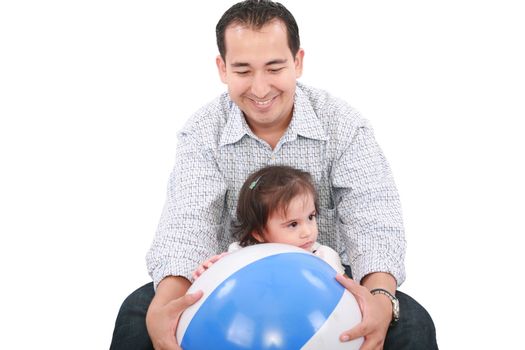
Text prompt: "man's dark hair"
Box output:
[[233, 165, 319, 247], [216, 0, 300, 60]]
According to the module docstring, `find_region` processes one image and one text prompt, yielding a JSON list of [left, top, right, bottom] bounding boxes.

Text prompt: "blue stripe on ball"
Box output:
[[181, 252, 344, 350]]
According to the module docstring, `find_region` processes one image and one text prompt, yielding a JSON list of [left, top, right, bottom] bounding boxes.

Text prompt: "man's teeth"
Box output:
[[255, 98, 272, 105]]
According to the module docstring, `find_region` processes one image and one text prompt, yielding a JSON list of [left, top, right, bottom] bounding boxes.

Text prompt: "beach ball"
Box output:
[[176, 243, 363, 349]]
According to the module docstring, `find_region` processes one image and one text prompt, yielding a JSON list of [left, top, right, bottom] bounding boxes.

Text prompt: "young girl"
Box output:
[[193, 165, 345, 279]]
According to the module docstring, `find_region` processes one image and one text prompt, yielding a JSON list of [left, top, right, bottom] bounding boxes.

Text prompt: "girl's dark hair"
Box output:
[[216, 0, 300, 60], [233, 165, 318, 247]]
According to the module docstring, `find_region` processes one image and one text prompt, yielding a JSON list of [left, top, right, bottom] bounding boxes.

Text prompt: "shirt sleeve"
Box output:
[[146, 130, 227, 289], [332, 125, 406, 286]]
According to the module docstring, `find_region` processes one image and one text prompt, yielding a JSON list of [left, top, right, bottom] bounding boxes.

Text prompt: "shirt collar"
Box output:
[[288, 84, 329, 142], [219, 84, 329, 147], [219, 100, 251, 147]]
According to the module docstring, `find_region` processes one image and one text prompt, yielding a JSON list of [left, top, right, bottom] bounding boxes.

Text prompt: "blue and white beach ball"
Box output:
[[176, 243, 363, 350]]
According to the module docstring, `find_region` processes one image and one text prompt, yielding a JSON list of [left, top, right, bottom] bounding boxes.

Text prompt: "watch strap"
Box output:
[[370, 288, 399, 325]]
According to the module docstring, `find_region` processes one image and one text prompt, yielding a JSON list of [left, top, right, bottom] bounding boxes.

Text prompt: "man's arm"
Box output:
[[332, 122, 405, 349], [147, 128, 228, 288], [332, 123, 406, 285], [146, 121, 228, 348]]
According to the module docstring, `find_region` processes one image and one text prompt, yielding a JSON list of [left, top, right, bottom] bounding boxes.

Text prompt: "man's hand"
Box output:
[[336, 274, 392, 350], [192, 252, 228, 280], [146, 277, 203, 350]]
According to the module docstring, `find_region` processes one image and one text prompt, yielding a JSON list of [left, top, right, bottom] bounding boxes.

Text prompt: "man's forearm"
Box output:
[[150, 276, 191, 308], [361, 272, 396, 294]]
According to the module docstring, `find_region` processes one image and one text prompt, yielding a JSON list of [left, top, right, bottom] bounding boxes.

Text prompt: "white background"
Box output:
[[1, 1, 524, 349]]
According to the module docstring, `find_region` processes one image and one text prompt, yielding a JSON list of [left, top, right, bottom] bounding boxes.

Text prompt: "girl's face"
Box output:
[[252, 193, 318, 251]]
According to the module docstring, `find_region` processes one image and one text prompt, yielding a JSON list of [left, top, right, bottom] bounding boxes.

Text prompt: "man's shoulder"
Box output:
[[179, 92, 231, 145], [298, 82, 363, 119], [297, 82, 369, 138]]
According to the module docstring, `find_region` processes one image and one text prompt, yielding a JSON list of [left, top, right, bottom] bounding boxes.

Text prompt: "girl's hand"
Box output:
[[192, 252, 228, 280]]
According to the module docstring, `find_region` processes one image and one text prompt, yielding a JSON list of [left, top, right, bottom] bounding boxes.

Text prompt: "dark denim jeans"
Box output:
[[111, 267, 438, 349]]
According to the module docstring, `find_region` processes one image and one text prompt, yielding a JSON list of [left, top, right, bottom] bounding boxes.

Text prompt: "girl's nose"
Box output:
[[299, 227, 311, 239]]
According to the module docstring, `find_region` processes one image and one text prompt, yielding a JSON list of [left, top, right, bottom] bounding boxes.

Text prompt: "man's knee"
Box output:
[[126, 282, 155, 309], [385, 291, 438, 349], [110, 282, 155, 350]]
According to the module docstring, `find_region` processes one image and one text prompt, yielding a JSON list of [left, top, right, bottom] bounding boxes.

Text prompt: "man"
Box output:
[[111, 1, 437, 349]]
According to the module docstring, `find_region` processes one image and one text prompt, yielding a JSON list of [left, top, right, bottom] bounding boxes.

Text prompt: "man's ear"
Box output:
[[294, 48, 305, 78], [216, 55, 228, 84]]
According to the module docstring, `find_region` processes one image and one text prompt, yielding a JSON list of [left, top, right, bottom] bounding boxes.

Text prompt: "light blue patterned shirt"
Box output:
[[146, 82, 406, 288]]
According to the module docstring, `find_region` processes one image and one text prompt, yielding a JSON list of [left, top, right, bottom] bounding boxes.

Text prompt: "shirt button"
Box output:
[[271, 155, 276, 161]]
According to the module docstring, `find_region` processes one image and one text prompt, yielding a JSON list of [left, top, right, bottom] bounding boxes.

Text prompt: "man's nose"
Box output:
[[250, 72, 271, 98]]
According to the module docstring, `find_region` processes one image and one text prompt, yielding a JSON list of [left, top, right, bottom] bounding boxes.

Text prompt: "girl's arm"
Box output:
[[192, 252, 229, 280]]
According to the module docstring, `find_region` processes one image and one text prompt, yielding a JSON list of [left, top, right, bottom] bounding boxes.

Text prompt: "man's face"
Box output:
[[216, 20, 304, 135]]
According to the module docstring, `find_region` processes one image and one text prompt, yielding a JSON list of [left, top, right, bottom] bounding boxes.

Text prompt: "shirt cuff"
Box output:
[[351, 251, 406, 286]]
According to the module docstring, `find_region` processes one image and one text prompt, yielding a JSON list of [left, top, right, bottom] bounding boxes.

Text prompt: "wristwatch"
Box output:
[[370, 288, 400, 325]]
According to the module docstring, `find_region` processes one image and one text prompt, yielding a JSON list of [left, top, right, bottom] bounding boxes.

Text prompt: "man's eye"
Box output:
[[235, 71, 249, 75], [269, 68, 283, 73]]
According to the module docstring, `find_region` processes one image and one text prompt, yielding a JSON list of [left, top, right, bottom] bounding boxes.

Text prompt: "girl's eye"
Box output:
[[289, 222, 298, 228], [308, 214, 315, 220]]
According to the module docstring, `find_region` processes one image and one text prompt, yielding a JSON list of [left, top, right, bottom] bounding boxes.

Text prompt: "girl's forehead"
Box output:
[[271, 193, 316, 219]]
